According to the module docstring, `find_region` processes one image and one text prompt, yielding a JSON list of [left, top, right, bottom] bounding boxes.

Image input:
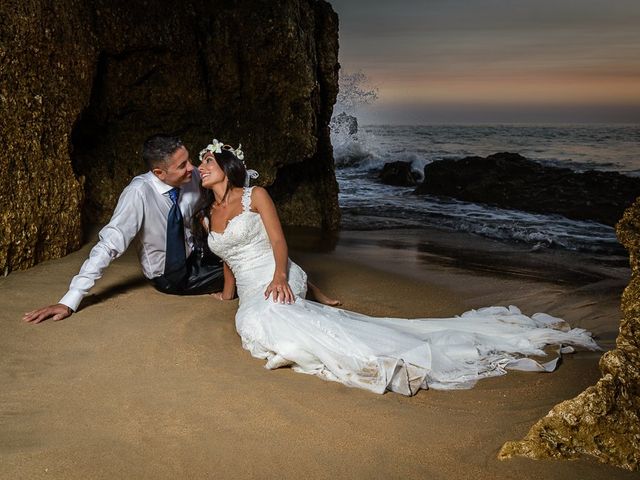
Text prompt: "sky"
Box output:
[[329, 0, 640, 124]]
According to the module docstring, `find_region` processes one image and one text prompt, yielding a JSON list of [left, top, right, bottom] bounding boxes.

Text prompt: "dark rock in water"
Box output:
[[0, 0, 340, 273], [330, 112, 358, 135], [415, 152, 640, 226], [500, 197, 640, 471], [379, 161, 420, 187]]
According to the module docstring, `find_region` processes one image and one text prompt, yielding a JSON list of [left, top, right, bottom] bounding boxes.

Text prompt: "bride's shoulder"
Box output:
[[249, 186, 269, 200], [248, 186, 275, 211]]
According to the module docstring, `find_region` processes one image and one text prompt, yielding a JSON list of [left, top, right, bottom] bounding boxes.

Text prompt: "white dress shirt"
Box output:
[[59, 169, 203, 311]]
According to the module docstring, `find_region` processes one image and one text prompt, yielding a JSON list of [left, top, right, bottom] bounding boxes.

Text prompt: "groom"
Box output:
[[23, 134, 228, 324]]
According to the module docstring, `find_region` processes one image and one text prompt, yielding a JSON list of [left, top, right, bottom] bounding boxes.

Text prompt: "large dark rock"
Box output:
[[379, 161, 420, 187], [0, 0, 340, 273], [415, 152, 640, 226]]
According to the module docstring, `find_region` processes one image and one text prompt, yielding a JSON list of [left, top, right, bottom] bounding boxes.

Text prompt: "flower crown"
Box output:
[[199, 138, 259, 186], [198, 139, 244, 162]]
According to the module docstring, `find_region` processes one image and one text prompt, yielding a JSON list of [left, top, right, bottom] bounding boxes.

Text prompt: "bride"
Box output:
[[194, 140, 599, 396]]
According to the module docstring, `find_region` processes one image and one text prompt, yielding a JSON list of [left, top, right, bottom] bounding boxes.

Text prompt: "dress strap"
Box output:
[[241, 187, 254, 212]]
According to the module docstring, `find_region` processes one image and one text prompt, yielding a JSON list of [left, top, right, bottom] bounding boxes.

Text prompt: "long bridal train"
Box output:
[[206, 187, 599, 396]]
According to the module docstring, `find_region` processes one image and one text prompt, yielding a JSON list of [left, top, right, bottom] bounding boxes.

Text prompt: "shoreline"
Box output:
[[288, 226, 629, 284], [288, 226, 627, 351], [0, 226, 632, 479]]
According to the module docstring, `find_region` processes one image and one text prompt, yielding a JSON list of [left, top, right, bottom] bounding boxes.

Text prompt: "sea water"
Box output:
[[331, 124, 640, 254]]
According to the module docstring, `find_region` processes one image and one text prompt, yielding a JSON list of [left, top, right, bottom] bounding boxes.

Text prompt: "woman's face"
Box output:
[[198, 152, 226, 188]]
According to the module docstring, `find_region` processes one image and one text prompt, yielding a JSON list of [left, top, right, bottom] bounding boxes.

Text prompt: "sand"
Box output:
[[1, 228, 636, 479]]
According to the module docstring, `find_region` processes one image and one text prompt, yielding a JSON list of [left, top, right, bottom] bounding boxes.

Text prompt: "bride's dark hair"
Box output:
[[191, 148, 247, 250]]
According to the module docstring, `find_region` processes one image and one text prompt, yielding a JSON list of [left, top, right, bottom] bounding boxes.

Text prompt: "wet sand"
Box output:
[[0, 228, 635, 479]]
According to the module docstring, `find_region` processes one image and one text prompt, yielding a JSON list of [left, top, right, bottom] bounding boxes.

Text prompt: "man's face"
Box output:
[[152, 146, 194, 187]]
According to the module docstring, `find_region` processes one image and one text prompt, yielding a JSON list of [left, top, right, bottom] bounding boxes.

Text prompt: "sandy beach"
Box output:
[[1, 228, 635, 479]]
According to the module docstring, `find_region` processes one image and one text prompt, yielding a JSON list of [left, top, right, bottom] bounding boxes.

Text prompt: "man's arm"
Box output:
[[23, 185, 145, 323]]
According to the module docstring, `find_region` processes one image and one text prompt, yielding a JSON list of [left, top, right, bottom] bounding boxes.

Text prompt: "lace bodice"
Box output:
[[207, 187, 307, 301]]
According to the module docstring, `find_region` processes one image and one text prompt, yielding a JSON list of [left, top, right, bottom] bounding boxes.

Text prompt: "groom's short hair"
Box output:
[[142, 134, 184, 169]]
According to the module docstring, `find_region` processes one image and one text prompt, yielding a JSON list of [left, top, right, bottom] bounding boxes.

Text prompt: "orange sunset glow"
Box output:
[[330, 0, 640, 123]]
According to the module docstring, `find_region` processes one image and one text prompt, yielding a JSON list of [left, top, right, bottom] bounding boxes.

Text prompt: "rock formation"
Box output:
[[0, 0, 340, 274], [330, 111, 358, 135], [415, 152, 640, 226], [499, 197, 640, 471], [417, 151, 640, 469], [379, 161, 420, 187]]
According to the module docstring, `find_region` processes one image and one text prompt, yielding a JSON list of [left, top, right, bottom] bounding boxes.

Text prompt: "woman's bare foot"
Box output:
[[308, 281, 341, 306]]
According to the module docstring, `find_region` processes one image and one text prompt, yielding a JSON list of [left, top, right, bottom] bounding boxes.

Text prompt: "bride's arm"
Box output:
[[223, 263, 236, 298], [202, 214, 236, 301], [213, 262, 236, 301], [251, 187, 295, 304]]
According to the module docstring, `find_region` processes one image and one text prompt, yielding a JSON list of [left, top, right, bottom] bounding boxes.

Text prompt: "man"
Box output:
[[23, 134, 228, 323]]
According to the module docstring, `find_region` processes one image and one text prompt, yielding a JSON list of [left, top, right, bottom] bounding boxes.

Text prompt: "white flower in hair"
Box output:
[[198, 138, 259, 186], [199, 138, 223, 162], [235, 144, 244, 160], [199, 138, 245, 161]]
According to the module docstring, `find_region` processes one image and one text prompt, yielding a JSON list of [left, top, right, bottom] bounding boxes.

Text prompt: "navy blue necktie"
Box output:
[[164, 187, 187, 284]]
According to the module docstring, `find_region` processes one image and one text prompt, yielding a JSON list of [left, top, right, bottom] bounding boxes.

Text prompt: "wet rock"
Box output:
[[499, 197, 640, 471], [330, 112, 358, 135], [379, 161, 420, 187], [415, 152, 640, 226], [0, 0, 340, 274]]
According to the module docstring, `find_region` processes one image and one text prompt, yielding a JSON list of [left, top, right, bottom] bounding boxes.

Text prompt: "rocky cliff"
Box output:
[[499, 198, 640, 471], [0, 0, 340, 274]]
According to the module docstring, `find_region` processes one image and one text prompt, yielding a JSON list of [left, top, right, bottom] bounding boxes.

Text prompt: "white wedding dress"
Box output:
[[207, 187, 599, 396]]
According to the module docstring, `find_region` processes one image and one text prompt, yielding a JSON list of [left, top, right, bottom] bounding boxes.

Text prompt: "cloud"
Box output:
[[330, 0, 640, 122]]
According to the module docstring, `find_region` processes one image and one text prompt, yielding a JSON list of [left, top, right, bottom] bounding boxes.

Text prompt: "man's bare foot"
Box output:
[[308, 281, 341, 306]]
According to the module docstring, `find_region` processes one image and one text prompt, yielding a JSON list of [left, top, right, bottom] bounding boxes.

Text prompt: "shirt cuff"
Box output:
[[59, 290, 83, 312]]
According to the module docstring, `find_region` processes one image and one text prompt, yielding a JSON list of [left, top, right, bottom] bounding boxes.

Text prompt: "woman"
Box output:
[[195, 140, 599, 396]]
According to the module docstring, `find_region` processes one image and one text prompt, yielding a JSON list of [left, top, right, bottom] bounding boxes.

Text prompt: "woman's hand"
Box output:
[[251, 187, 294, 305], [211, 291, 234, 301], [264, 273, 295, 304]]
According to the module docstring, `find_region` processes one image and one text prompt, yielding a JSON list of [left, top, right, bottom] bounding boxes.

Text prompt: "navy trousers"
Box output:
[[151, 250, 224, 295]]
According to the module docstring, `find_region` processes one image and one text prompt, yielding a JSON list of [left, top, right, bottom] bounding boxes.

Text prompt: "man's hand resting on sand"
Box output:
[[23, 304, 73, 324]]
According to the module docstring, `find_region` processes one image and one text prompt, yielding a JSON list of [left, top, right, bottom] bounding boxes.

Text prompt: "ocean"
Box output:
[[331, 123, 640, 255]]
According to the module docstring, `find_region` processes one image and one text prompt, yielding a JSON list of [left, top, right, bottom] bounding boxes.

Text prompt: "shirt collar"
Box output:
[[148, 171, 176, 196]]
